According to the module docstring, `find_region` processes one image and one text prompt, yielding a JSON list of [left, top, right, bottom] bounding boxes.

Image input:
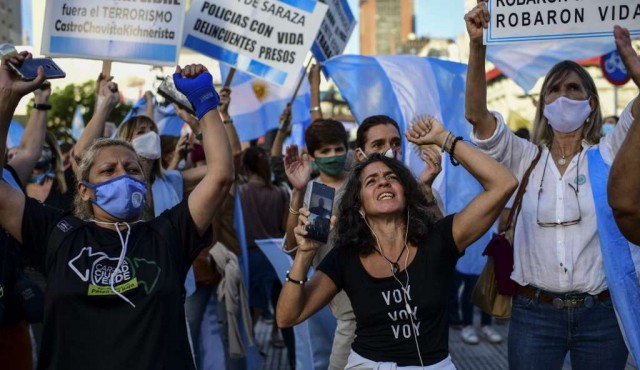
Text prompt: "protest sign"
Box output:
[[41, 0, 185, 65], [311, 0, 356, 63], [183, 0, 327, 88], [484, 0, 640, 45]]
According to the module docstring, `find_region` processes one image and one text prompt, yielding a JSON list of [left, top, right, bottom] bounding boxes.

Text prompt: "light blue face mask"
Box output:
[[601, 123, 615, 136], [83, 175, 147, 220]]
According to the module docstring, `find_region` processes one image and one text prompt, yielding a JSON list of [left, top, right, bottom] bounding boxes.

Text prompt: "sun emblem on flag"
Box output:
[[252, 81, 269, 102]]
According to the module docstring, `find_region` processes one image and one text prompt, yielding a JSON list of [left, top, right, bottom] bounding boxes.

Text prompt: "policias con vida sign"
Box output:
[[183, 0, 327, 88], [41, 0, 186, 65], [484, 0, 640, 44]]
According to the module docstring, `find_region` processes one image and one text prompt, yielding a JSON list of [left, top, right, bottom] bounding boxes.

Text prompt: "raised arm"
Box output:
[[270, 105, 292, 186], [283, 144, 312, 252], [9, 82, 50, 185], [74, 81, 120, 162], [407, 117, 518, 251], [174, 64, 234, 235], [608, 26, 640, 244], [0, 52, 46, 243], [219, 87, 242, 171], [464, 0, 497, 139], [276, 209, 338, 327]]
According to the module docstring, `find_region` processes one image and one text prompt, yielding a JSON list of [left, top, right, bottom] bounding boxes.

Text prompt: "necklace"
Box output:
[[554, 144, 581, 166], [376, 243, 408, 274]]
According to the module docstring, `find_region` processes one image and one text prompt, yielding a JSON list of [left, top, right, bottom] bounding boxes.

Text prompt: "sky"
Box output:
[[416, 0, 466, 39]]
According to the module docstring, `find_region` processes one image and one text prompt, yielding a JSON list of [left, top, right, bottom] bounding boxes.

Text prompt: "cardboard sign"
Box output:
[[311, 0, 356, 63], [484, 0, 640, 44], [183, 0, 327, 88], [41, 0, 186, 65]]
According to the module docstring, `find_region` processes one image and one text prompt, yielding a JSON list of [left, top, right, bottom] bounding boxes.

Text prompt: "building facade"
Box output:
[[0, 0, 22, 45], [360, 0, 414, 55]]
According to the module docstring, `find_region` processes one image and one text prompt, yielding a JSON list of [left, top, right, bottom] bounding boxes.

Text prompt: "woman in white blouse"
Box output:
[[464, 2, 640, 369]]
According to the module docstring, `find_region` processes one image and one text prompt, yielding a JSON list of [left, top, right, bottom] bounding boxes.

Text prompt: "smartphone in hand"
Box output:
[[8, 58, 66, 80], [305, 182, 335, 243], [157, 75, 195, 116]]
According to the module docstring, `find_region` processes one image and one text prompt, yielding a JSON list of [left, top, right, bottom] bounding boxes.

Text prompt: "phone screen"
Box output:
[[305, 182, 335, 243]]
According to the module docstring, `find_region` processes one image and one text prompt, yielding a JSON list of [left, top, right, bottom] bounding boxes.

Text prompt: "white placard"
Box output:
[[41, 0, 186, 65], [484, 0, 640, 44], [311, 0, 356, 63], [183, 0, 327, 88]]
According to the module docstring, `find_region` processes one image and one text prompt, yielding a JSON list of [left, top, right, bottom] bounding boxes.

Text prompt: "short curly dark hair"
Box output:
[[334, 154, 438, 255], [304, 119, 348, 156]]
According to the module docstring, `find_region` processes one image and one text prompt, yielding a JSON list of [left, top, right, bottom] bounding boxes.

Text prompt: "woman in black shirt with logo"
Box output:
[[277, 117, 517, 369]]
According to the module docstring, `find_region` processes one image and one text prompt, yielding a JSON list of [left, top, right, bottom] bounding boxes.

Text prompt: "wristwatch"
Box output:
[[33, 103, 52, 111]]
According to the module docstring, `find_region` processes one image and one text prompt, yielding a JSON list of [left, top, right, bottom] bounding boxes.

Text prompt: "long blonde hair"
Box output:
[[116, 115, 164, 183], [531, 61, 603, 146], [73, 139, 141, 219]]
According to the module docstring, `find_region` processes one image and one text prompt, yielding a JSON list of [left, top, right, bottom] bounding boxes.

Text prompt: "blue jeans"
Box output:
[[508, 291, 628, 370], [185, 285, 214, 368], [452, 271, 492, 326]]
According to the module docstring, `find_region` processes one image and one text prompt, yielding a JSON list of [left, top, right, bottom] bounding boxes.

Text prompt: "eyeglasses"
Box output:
[[536, 150, 582, 227]]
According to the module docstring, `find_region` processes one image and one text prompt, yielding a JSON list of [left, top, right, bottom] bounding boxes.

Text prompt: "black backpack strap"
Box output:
[[47, 216, 87, 258]]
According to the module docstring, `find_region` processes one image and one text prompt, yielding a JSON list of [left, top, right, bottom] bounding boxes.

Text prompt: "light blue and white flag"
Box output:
[[486, 38, 616, 93], [122, 96, 176, 126], [7, 120, 24, 149], [220, 65, 312, 142], [324, 55, 491, 268], [71, 105, 85, 142]]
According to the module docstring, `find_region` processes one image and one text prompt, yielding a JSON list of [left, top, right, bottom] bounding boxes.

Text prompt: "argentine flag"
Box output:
[[323, 55, 491, 271], [220, 65, 312, 143], [487, 38, 616, 92], [71, 105, 85, 141], [7, 120, 24, 149]]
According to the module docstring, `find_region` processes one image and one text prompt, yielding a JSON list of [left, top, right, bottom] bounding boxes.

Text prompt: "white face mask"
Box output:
[[357, 147, 400, 160], [543, 96, 591, 133], [132, 131, 161, 160]]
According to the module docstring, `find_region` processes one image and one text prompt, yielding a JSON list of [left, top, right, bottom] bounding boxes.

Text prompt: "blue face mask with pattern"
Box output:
[[83, 175, 147, 220]]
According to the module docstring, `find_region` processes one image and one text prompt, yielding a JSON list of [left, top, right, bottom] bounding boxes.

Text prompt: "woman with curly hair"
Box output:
[[276, 117, 517, 369]]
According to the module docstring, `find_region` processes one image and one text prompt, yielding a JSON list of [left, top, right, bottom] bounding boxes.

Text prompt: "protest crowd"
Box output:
[[1, 0, 640, 369]]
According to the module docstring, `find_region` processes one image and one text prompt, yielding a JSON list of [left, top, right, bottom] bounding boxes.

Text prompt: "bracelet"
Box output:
[[285, 271, 308, 285], [223, 119, 233, 124], [288, 206, 300, 215], [309, 106, 321, 113], [441, 132, 453, 153], [449, 136, 463, 166], [33, 103, 51, 111]]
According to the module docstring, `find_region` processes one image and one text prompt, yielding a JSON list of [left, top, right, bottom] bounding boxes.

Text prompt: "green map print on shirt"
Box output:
[[68, 247, 161, 296]]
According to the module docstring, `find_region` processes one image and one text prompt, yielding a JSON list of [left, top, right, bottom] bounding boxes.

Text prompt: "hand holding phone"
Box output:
[[158, 75, 195, 116], [304, 182, 335, 243], [8, 58, 65, 81]]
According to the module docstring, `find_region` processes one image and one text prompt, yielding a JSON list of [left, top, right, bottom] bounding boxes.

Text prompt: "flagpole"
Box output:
[[288, 58, 314, 105], [224, 68, 236, 88], [101, 60, 112, 80]]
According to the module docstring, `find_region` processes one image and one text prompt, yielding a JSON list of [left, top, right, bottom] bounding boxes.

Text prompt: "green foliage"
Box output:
[[27, 80, 132, 142]]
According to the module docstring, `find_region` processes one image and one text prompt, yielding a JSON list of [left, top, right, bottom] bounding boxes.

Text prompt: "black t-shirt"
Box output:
[[42, 166, 76, 212], [317, 214, 460, 366], [0, 165, 25, 326], [21, 197, 212, 370]]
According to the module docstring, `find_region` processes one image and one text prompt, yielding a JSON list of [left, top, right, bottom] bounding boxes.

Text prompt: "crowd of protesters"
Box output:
[[0, 5, 639, 369]]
